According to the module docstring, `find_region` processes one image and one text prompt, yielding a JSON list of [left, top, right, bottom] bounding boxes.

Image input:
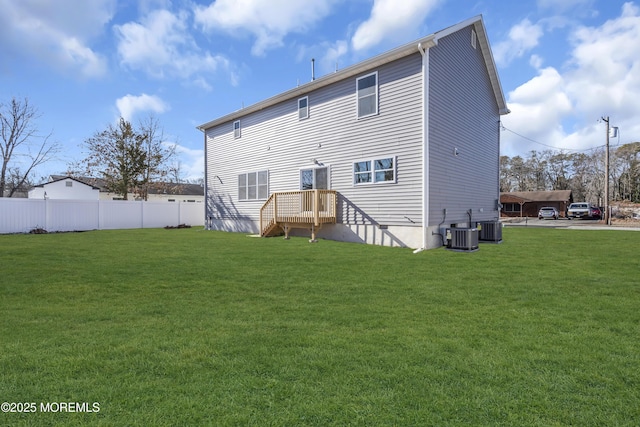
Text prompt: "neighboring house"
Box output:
[[2, 183, 29, 198], [47, 175, 204, 202], [198, 15, 509, 250], [500, 190, 573, 218], [29, 176, 100, 200]]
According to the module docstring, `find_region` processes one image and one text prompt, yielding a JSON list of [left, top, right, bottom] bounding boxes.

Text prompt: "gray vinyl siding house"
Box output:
[[198, 15, 509, 250]]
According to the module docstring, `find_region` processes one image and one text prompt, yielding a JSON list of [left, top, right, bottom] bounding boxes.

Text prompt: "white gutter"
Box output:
[[203, 130, 209, 230], [413, 40, 435, 254]]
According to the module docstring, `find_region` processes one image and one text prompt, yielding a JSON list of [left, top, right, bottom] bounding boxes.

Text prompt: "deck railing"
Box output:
[[260, 190, 337, 238]]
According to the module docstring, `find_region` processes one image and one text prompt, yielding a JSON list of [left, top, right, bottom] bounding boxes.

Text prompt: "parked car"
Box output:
[[590, 206, 602, 219], [538, 206, 559, 220], [567, 202, 591, 219]]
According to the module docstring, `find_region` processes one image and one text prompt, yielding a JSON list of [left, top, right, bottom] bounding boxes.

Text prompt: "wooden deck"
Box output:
[[259, 190, 337, 241]]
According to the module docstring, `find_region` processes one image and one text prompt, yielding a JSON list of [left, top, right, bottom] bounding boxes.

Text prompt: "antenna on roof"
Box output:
[[311, 58, 315, 81]]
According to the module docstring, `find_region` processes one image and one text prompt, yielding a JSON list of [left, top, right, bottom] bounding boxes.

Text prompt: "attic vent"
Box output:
[[471, 29, 477, 49], [66, 181, 73, 187]]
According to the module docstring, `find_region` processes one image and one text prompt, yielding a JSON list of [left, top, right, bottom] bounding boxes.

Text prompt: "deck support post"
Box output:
[[309, 224, 318, 243]]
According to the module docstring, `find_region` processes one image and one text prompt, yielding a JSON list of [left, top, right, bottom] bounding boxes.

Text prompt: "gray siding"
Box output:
[[428, 24, 501, 226], [206, 54, 424, 228]]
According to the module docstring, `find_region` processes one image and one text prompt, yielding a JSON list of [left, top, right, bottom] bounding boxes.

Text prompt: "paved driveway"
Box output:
[[502, 217, 640, 231]]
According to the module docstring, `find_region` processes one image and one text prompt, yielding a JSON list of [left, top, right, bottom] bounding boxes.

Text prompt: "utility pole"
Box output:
[[602, 116, 610, 225]]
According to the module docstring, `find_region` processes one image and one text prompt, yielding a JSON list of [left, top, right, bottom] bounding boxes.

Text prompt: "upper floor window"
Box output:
[[357, 72, 378, 118], [298, 96, 309, 120], [353, 156, 396, 185], [238, 171, 268, 200], [233, 120, 241, 139]]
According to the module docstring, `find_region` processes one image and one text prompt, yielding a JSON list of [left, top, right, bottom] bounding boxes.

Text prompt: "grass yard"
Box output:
[[1, 227, 639, 426]]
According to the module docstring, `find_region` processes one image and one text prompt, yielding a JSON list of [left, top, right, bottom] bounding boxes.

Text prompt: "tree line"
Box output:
[[501, 144, 640, 204], [3, 96, 638, 203], [1, 96, 188, 200]]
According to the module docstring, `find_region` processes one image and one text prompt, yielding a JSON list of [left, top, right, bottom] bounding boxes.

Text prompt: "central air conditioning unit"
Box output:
[[479, 221, 503, 243], [446, 228, 479, 252]]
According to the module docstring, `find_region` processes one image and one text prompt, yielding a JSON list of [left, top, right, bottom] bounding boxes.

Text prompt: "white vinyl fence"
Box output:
[[0, 198, 204, 234]]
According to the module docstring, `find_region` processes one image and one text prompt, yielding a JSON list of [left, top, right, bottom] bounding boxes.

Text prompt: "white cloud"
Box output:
[[116, 94, 169, 122], [115, 9, 232, 86], [0, 0, 112, 78], [537, 0, 593, 13], [297, 39, 349, 77], [193, 0, 336, 56], [493, 18, 544, 67], [502, 3, 640, 157], [351, 0, 441, 52], [173, 144, 204, 181], [502, 67, 573, 155]]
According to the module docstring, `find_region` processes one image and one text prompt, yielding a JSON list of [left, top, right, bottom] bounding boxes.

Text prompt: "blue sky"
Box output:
[[2, 0, 639, 182]]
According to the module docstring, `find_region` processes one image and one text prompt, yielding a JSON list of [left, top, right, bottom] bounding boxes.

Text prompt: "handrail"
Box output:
[[260, 189, 337, 236]]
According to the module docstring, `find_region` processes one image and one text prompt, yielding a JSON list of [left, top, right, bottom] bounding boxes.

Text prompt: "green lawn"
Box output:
[[1, 227, 639, 426]]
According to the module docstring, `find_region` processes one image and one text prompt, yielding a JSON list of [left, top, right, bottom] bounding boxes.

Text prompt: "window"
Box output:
[[353, 157, 396, 185], [65, 181, 73, 187], [298, 96, 309, 120], [238, 171, 268, 200], [233, 120, 241, 139], [300, 167, 328, 190], [503, 203, 520, 212], [356, 72, 378, 118]]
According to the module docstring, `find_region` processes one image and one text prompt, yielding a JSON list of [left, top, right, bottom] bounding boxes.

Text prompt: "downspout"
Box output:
[[413, 41, 431, 254], [203, 128, 209, 230]]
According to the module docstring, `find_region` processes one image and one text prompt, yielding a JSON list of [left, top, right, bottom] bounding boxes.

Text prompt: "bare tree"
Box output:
[[138, 115, 177, 200], [0, 97, 60, 197], [613, 142, 640, 202]]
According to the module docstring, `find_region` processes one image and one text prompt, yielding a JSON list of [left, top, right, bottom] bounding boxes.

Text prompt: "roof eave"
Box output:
[[197, 15, 510, 131], [197, 35, 438, 132]]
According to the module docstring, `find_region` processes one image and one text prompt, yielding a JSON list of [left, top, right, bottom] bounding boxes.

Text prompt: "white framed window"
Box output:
[[238, 170, 268, 200], [356, 72, 378, 118], [300, 166, 329, 190], [298, 96, 309, 120], [233, 120, 241, 139], [353, 156, 396, 185]]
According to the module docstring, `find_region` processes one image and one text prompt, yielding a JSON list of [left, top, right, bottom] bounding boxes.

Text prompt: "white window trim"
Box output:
[[238, 170, 269, 201], [352, 156, 397, 186], [298, 96, 309, 120], [233, 120, 241, 139], [298, 164, 331, 190], [356, 71, 378, 119]]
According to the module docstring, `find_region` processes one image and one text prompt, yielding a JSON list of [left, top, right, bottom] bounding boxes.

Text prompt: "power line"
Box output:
[[500, 124, 622, 153]]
